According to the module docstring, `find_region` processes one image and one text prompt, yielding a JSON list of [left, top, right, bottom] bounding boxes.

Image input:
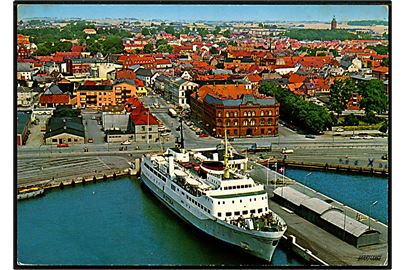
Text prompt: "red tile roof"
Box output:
[[247, 73, 263, 83], [39, 94, 70, 104], [193, 84, 257, 102]]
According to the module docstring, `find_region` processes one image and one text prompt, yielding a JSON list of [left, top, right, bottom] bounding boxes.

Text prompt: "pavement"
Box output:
[[249, 164, 388, 266]]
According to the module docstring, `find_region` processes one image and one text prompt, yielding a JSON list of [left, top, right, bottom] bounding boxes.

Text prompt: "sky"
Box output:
[[17, 4, 389, 22]]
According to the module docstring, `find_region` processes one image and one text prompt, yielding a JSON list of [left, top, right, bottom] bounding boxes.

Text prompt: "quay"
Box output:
[[257, 159, 389, 177], [17, 153, 388, 266], [249, 164, 388, 266], [16, 155, 141, 195]]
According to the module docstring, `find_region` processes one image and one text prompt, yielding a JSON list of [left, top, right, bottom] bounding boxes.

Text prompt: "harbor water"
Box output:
[[17, 169, 388, 266]]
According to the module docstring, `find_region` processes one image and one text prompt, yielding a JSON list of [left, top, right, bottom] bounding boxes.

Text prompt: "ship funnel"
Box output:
[[168, 154, 175, 177], [213, 153, 219, 161]]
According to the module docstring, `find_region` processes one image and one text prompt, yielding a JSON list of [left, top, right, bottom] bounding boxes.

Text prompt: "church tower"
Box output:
[[331, 16, 337, 30]]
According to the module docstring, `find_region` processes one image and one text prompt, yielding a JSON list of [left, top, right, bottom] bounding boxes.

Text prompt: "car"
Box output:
[[199, 133, 209, 137], [350, 135, 361, 140], [121, 140, 132, 145], [57, 143, 69, 148], [305, 134, 316, 139], [363, 135, 374, 140], [87, 138, 94, 143], [336, 128, 345, 132]]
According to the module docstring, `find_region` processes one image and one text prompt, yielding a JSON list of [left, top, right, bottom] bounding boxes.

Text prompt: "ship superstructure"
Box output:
[[140, 130, 287, 262]]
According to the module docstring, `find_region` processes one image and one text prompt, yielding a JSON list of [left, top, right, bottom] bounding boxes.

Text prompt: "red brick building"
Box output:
[[190, 84, 279, 137]]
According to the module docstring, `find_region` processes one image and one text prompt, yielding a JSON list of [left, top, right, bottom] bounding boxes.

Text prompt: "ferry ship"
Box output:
[[140, 126, 287, 262]]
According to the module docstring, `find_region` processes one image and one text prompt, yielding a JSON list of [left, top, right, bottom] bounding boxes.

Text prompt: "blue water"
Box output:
[[17, 169, 388, 266], [285, 169, 388, 224], [17, 178, 302, 266]]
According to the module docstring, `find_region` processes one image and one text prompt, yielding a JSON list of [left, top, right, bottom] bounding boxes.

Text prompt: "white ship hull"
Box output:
[[140, 172, 284, 262]]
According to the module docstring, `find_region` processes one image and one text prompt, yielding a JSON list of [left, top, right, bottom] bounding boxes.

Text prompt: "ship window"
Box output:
[[249, 199, 252, 202], [237, 185, 241, 189], [223, 201, 225, 204], [218, 202, 220, 205], [240, 200, 242, 203], [171, 184, 176, 191], [250, 209, 256, 214], [242, 210, 248, 215], [226, 212, 232, 217], [181, 191, 184, 195], [208, 210, 211, 214], [232, 200, 234, 204], [262, 197, 265, 200], [265, 207, 268, 211], [234, 211, 240, 215], [254, 198, 256, 201], [272, 240, 279, 246], [218, 212, 222, 217], [258, 208, 263, 213]]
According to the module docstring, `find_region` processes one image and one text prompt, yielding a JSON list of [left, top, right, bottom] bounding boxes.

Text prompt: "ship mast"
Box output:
[[223, 128, 230, 179]]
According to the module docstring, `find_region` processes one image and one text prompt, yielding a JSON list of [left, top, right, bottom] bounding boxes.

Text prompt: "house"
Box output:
[[83, 28, 97, 35], [44, 116, 85, 145], [155, 59, 173, 69], [129, 108, 160, 143], [161, 77, 199, 108], [372, 66, 389, 80], [17, 111, 32, 145], [17, 86, 40, 107], [135, 68, 154, 87], [113, 79, 138, 104], [39, 93, 70, 108], [190, 84, 280, 137], [17, 62, 33, 81], [76, 85, 115, 109]]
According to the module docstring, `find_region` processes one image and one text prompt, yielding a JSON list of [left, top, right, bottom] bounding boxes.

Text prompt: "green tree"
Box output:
[[381, 58, 389, 67], [344, 113, 360, 126], [197, 28, 209, 37], [164, 26, 175, 35], [102, 36, 123, 54], [156, 39, 168, 47], [143, 42, 154, 53], [141, 28, 150, 36], [223, 29, 231, 38], [379, 120, 388, 133], [156, 44, 173, 53], [259, 82, 332, 133], [212, 26, 221, 35], [327, 78, 356, 117], [210, 47, 219, 54], [358, 79, 388, 114]]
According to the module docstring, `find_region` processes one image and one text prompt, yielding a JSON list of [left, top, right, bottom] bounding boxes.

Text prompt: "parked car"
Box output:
[[199, 133, 209, 137], [336, 128, 344, 132], [350, 135, 361, 140], [281, 148, 294, 154], [305, 134, 316, 139], [121, 140, 131, 145], [57, 143, 69, 148], [363, 135, 374, 140], [87, 138, 94, 143]]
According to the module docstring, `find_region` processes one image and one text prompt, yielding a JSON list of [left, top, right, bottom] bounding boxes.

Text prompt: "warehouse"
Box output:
[[273, 186, 380, 247]]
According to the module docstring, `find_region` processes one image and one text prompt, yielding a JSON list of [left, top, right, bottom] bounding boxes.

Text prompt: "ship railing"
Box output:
[[224, 213, 284, 232]]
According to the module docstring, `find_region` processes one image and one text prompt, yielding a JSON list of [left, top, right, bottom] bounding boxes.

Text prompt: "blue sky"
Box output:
[[17, 4, 389, 22]]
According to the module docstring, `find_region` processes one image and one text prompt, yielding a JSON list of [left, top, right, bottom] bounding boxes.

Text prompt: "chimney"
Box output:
[[168, 154, 175, 177]]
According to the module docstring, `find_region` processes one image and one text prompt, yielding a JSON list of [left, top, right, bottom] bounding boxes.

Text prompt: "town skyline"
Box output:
[[17, 4, 389, 22]]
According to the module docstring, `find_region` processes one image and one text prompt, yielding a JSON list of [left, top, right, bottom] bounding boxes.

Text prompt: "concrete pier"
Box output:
[[249, 163, 388, 266]]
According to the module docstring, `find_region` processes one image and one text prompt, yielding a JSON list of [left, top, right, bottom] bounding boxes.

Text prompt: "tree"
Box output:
[[141, 28, 150, 36], [259, 82, 332, 133], [197, 28, 209, 37], [156, 39, 168, 48], [223, 29, 231, 38], [327, 78, 356, 117], [102, 36, 123, 54], [344, 113, 360, 126], [379, 120, 388, 133], [381, 57, 389, 67], [143, 42, 154, 53], [212, 26, 221, 35], [156, 44, 173, 53], [164, 26, 175, 35], [358, 79, 388, 114]]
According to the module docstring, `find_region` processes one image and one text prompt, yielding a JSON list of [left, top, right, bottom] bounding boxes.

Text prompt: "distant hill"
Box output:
[[347, 20, 388, 26]]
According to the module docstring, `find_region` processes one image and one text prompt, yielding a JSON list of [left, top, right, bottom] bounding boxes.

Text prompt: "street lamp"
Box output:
[[368, 200, 378, 230], [304, 172, 312, 187]]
